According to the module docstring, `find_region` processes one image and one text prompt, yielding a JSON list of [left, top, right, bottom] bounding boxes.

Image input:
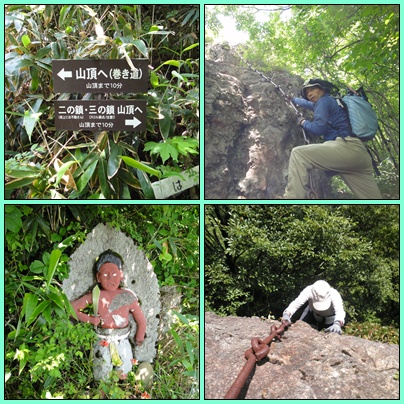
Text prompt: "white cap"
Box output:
[[312, 280, 331, 311]]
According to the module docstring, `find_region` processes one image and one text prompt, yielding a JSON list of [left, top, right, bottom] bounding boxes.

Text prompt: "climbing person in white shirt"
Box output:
[[282, 280, 345, 334]]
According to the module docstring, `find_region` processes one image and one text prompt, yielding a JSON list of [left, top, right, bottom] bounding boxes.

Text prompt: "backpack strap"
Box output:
[[365, 146, 381, 176]]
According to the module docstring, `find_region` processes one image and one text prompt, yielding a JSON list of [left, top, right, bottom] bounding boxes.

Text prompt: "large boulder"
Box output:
[[205, 43, 330, 199], [62, 223, 160, 363], [205, 312, 399, 399]]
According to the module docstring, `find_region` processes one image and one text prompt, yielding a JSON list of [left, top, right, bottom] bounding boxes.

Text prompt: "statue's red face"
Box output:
[[96, 262, 123, 291]]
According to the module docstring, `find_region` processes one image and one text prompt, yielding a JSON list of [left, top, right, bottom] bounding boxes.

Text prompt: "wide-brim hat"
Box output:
[[301, 78, 326, 100], [312, 280, 331, 311]]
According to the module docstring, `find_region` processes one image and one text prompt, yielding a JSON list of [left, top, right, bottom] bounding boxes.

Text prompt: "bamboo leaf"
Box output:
[[48, 292, 65, 310], [22, 98, 43, 141], [107, 143, 122, 179], [5, 177, 35, 190], [172, 70, 187, 82], [136, 169, 155, 199], [58, 5, 71, 27], [22, 293, 38, 324], [98, 155, 111, 198], [26, 301, 51, 326], [150, 70, 159, 88], [6, 162, 42, 178], [117, 167, 142, 189], [155, 60, 180, 72], [158, 105, 172, 139], [54, 159, 77, 190], [182, 43, 199, 53], [120, 155, 160, 177], [46, 249, 61, 288], [131, 39, 148, 58], [76, 159, 98, 192]]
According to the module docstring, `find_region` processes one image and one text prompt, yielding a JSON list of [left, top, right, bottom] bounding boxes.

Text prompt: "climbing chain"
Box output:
[[224, 319, 291, 399], [233, 47, 309, 145], [233, 47, 318, 198]]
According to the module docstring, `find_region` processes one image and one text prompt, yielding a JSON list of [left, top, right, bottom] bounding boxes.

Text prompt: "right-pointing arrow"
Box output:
[[125, 116, 141, 129], [57, 68, 72, 81]]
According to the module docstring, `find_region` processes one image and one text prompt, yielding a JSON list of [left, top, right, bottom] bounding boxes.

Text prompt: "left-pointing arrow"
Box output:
[[125, 116, 142, 129], [57, 68, 73, 81]]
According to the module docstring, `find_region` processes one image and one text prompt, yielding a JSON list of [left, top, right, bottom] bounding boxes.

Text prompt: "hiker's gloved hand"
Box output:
[[296, 116, 305, 127], [284, 94, 295, 104], [282, 312, 291, 324], [325, 321, 342, 335]]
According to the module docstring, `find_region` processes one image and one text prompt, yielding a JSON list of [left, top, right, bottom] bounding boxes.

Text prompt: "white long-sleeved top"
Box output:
[[284, 284, 346, 324]]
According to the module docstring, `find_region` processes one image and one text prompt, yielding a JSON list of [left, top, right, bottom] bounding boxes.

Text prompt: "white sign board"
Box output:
[[152, 166, 199, 199]]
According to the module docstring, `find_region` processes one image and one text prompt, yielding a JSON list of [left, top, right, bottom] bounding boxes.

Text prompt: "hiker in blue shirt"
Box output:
[[283, 78, 382, 199]]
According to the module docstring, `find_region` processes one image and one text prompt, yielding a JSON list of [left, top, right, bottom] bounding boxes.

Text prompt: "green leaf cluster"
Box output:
[[5, 5, 199, 199], [154, 311, 199, 398], [205, 205, 399, 332], [144, 136, 199, 164]]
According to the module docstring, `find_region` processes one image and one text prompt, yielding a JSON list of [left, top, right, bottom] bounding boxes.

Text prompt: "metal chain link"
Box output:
[[232, 47, 319, 198], [224, 319, 291, 399], [232, 48, 309, 144]]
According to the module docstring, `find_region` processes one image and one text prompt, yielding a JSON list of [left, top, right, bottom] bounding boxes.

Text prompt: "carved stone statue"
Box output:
[[62, 224, 160, 383], [71, 250, 146, 379]]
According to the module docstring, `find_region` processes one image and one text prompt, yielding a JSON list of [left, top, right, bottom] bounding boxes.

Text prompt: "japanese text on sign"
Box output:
[[54, 100, 146, 131], [52, 59, 148, 93], [151, 166, 200, 199]]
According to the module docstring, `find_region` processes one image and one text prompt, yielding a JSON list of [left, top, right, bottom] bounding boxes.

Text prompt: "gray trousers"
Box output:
[[284, 136, 382, 199], [300, 306, 335, 330]]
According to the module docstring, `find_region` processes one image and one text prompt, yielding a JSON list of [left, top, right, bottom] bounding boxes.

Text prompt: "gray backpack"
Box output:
[[335, 87, 379, 141]]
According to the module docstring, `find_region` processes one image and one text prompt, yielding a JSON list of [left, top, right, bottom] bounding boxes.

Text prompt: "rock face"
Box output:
[[205, 43, 330, 199], [205, 312, 399, 399], [159, 285, 182, 335], [63, 223, 160, 363]]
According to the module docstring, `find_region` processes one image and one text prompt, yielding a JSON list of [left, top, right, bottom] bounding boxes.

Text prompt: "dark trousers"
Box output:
[[299, 306, 332, 331]]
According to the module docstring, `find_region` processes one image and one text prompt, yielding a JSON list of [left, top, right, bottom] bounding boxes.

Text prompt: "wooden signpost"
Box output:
[[54, 100, 146, 131], [52, 59, 148, 132], [52, 58, 199, 198], [52, 59, 148, 93]]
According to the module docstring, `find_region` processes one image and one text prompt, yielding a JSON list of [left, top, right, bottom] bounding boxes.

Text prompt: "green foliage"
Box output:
[[92, 370, 151, 399], [5, 205, 199, 399], [6, 316, 96, 398], [154, 312, 199, 398], [345, 321, 399, 345], [144, 136, 199, 164], [205, 205, 399, 333], [5, 5, 199, 199]]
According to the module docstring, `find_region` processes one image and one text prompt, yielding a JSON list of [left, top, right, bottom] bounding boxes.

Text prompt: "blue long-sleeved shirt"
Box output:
[[293, 94, 352, 141]]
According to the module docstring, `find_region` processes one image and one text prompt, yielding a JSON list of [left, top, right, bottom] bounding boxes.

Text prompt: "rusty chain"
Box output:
[[224, 319, 291, 399]]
